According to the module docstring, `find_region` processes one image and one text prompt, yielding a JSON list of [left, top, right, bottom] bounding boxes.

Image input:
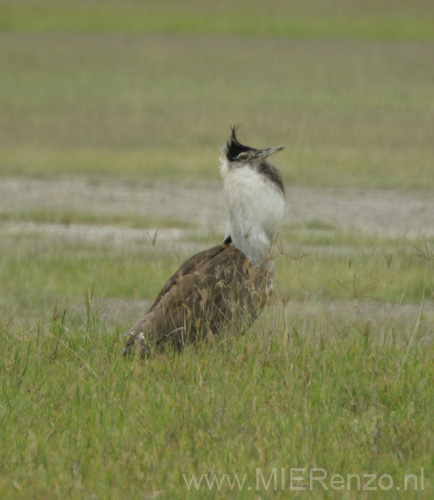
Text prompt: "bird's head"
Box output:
[[224, 126, 283, 167], [223, 126, 285, 194]]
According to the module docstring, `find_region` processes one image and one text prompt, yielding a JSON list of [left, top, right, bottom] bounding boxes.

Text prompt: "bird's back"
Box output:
[[124, 243, 271, 357]]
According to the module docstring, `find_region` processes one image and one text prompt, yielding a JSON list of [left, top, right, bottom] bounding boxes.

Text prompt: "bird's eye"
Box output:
[[236, 152, 249, 161]]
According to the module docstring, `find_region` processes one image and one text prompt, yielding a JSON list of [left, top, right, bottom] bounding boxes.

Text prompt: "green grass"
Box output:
[[0, 208, 198, 230], [1, 216, 432, 498], [1, 1, 434, 497], [277, 228, 434, 305], [2, 0, 434, 40], [1, 225, 433, 320], [1, 2, 433, 189], [1, 286, 433, 498]]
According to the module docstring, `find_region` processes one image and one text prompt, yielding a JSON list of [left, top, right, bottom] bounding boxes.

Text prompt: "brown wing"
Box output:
[[123, 244, 271, 357], [147, 244, 228, 313]]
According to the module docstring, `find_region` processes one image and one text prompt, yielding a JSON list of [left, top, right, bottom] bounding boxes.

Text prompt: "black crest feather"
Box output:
[[224, 126, 256, 161]]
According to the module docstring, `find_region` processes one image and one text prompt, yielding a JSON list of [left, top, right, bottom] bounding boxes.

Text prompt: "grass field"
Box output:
[[1, 1, 434, 498], [1, 1, 434, 189]]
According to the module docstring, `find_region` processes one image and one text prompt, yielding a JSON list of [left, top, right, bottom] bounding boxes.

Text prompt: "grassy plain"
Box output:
[[1, 1, 434, 189], [1, 220, 433, 498], [1, 1, 434, 498]]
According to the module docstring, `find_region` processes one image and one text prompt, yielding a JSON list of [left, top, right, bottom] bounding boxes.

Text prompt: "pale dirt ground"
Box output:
[[1, 177, 434, 238], [1, 177, 433, 326], [102, 297, 430, 334]]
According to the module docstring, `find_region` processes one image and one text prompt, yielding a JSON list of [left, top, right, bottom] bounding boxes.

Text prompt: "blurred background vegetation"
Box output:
[[1, 4, 434, 498], [1, 0, 433, 188]]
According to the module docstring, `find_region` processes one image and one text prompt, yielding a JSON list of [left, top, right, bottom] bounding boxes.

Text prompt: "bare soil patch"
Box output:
[[1, 177, 433, 238]]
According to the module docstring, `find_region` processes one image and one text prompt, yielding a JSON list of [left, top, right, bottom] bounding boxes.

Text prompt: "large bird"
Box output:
[[123, 127, 285, 357]]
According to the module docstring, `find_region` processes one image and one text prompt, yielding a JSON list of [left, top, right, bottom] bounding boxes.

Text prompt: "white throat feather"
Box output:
[[219, 156, 285, 266]]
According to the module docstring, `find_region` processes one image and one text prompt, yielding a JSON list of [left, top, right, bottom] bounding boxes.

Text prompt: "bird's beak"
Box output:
[[256, 146, 284, 160]]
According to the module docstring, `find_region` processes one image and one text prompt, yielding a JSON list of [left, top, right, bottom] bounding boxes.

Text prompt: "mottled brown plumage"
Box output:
[[124, 129, 284, 357], [124, 243, 272, 357]]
